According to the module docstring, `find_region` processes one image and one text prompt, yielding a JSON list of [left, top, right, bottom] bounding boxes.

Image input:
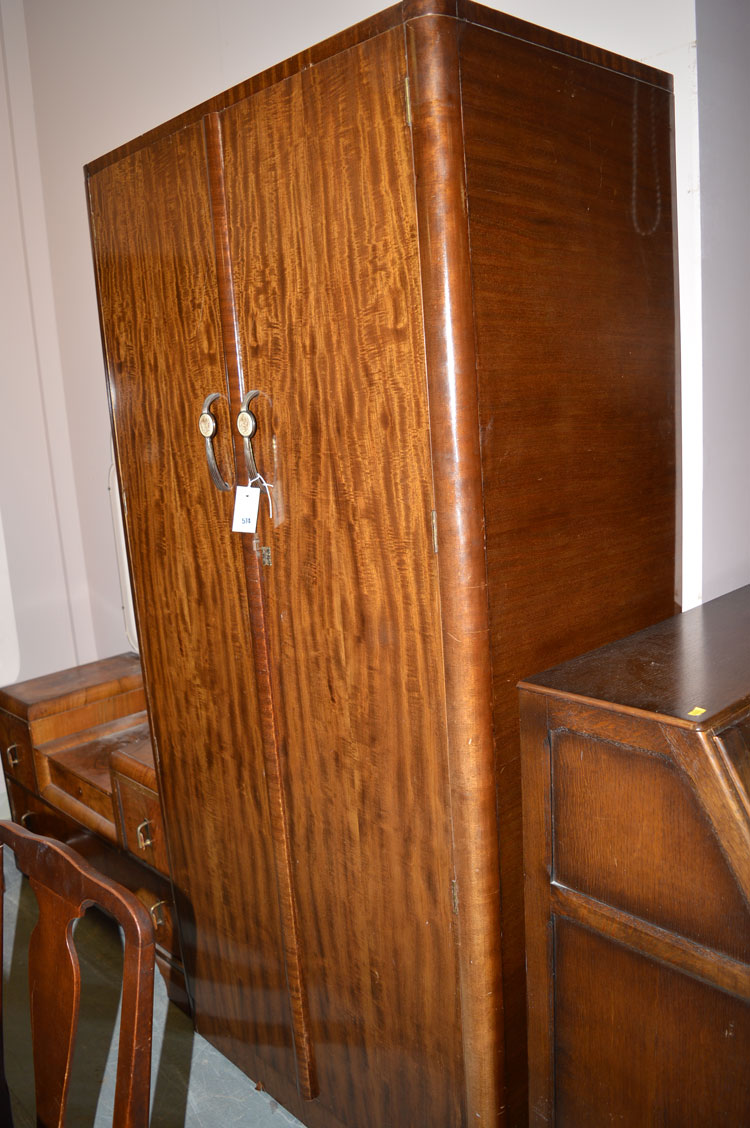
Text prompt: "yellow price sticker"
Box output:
[[688, 707, 706, 717]]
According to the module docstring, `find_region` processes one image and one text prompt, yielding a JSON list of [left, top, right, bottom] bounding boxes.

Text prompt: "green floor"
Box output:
[[1, 849, 305, 1127]]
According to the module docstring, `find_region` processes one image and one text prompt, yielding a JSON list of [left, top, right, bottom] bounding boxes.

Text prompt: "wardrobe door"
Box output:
[[221, 28, 464, 1128], [87, 124, 300, 1089]]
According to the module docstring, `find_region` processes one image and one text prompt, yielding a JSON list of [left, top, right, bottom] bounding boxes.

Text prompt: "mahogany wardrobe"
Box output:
[[85, 3, 679, 1125]]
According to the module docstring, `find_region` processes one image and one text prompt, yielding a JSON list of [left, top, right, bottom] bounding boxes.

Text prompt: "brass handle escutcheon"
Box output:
[[199, 393, 232, 492]]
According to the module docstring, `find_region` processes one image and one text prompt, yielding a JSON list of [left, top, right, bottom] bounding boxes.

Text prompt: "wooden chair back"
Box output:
[[0, 820, 154, 1127]]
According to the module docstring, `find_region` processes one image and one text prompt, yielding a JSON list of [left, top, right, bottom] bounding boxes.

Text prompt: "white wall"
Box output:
[[696, 0, 750, 602], [0, 0, 95, 682], [0, 0, 714, 684]]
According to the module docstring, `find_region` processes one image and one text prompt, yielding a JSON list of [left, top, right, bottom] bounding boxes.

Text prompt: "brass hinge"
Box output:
[[451, 878, 459, 915], [431, 510, 438, 554], [405, 76, 412, 127]]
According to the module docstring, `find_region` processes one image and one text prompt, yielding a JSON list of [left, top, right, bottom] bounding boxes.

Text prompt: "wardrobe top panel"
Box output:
[[519, 586, 750, 733], [85, 0, 672, 176]]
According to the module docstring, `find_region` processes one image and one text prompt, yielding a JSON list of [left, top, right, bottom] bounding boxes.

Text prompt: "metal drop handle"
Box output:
[[237, 391, 273, 519], [198, 393, 232, 492], [149, 900, 167, 929], [136, 819, 154, 850]]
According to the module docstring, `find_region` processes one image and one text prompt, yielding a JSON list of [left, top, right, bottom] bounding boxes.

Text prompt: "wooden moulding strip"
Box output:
[[202, 112, 318, 1103], [552, 883, 750, 1002], [664, 726, 750, 912], [406, 14, 504, 1126]]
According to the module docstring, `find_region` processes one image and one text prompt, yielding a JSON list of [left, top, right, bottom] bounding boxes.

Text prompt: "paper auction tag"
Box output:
[[232, 485, 261, 533]]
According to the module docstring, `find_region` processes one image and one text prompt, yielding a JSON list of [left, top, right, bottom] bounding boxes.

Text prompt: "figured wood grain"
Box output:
[[29, 689, 147, 748], [37, 784, 118, 843], [0, 654, 142, 722], [221, 27, 463, 1128], [45, 748, 113, 820], [107, 719, 155, 790], [461, 23, 678, 1124], [406, 14, 504, 1126], [83, 2, 670, 179], [0, 653, 145, 750], [203, 109, 317, 1102], [87, 122, 300, 1089], [83, 7, 681, 1127]]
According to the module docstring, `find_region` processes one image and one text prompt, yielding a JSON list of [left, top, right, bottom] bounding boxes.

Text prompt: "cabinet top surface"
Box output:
[[0, 653, 142, 721], [84, 0, 672, 176], [519, 586, 750, 730]]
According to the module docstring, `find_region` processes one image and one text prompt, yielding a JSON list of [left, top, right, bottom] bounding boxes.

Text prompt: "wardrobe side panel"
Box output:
[[460, 24, 678, 1125], [221, 27, 464, 1128], [86, 126, 299, 1090]]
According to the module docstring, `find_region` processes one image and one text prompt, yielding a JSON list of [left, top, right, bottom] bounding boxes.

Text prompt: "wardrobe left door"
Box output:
[[87, 122, 300, 1092]]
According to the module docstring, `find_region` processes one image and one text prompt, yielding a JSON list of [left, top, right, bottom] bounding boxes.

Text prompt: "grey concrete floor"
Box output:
[[1, 848, 306, 1127]]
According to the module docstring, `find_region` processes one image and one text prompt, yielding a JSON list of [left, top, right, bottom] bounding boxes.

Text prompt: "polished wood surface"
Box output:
[[0, 820, 154, 1128], [521, 583, 750, 726], [85, 5, 679, 1126], [6, 778, 183, 992], [109, 726, 154, 790], [462, 22, 677, 1120], [520, 588, 750, 1126], [203, 107, 317, 1102], [0, 658, 149, 843], [87, 122, 302, 1095], [110, 731, 170, 875], [222, 27, 462, 1127], [407, 15, 503, 1124], [108, 724, 169, 875], [0, 654, 184, 994], [0, 653, 142, 720], [84, 3, 670, 180]]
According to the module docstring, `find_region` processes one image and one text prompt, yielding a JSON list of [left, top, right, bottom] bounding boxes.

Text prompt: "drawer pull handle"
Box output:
[[136, 819, 154, 850], [6, 744, 18, 769], [149, 900, 167, 929]]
